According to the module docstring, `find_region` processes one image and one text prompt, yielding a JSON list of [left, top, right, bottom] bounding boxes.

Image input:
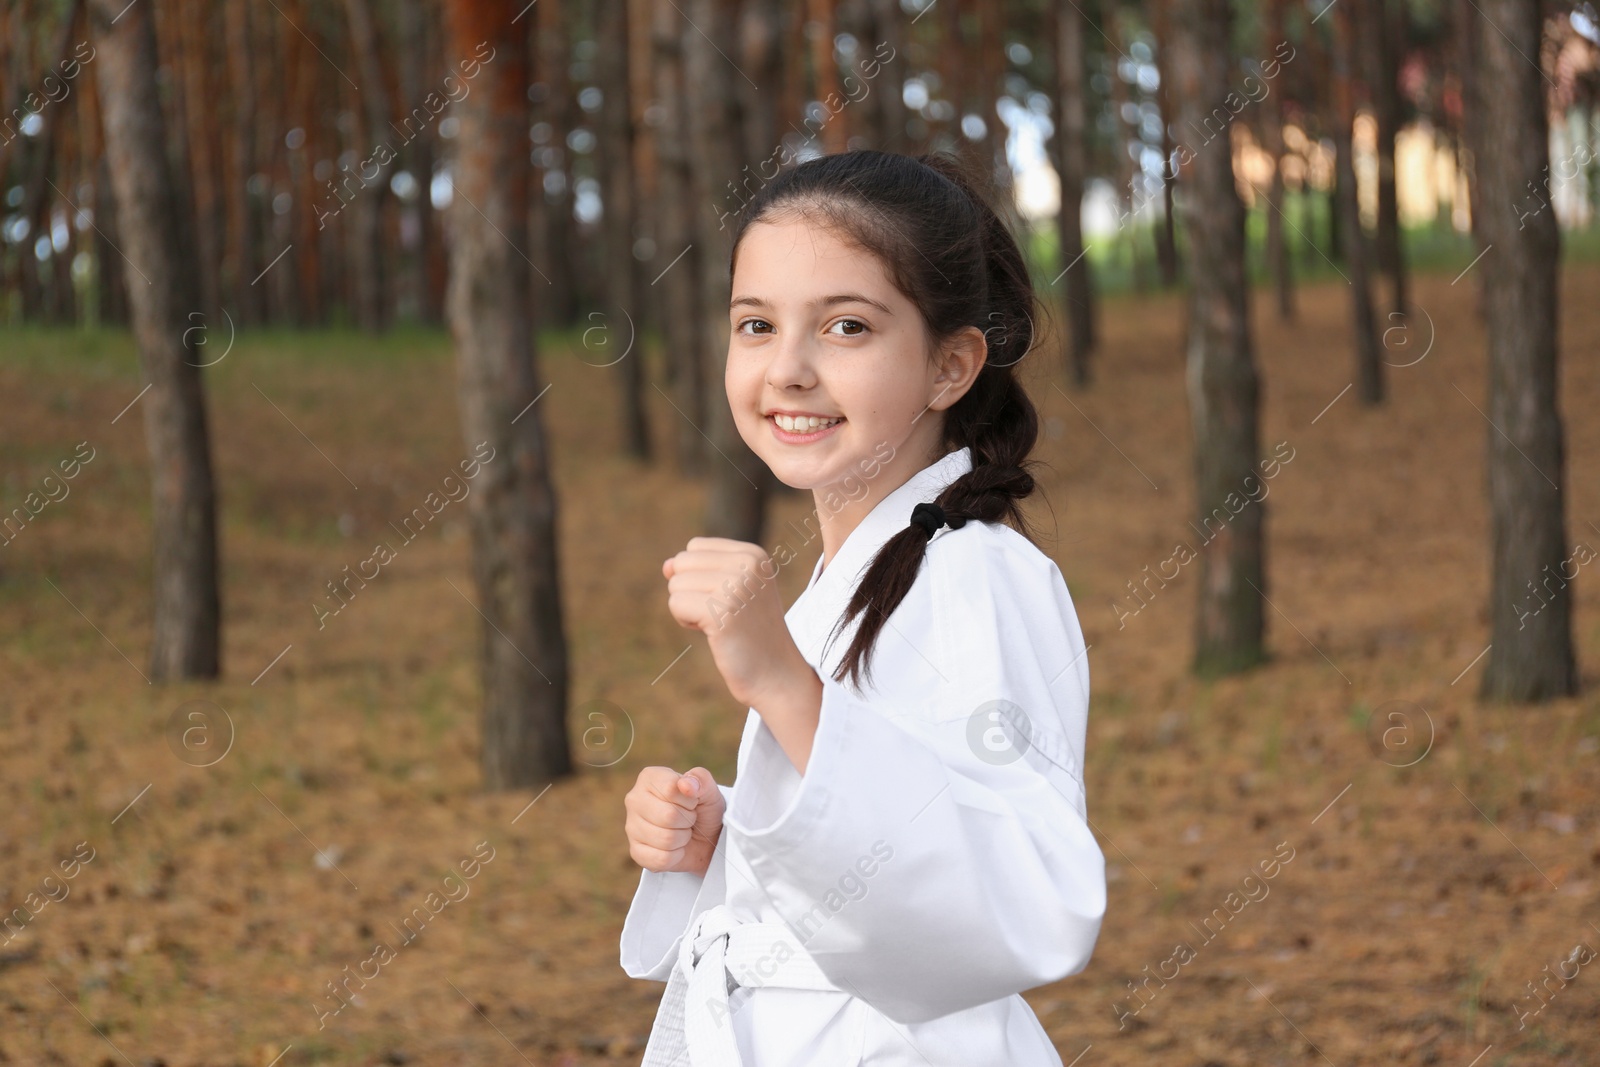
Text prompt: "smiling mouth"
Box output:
[[770, 413, 844, 432]]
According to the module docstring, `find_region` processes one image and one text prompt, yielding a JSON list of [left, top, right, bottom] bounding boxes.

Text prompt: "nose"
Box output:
[[764, 330, 817, 393]]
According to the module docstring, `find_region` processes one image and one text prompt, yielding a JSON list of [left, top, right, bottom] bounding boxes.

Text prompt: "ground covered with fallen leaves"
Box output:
[[1, 260, 1598, 1066]]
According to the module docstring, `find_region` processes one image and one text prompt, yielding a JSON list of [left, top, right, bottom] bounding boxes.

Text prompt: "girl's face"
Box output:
[[726, 216, 982, 498]]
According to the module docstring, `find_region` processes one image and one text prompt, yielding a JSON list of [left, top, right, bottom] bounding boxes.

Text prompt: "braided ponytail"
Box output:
[[729, 150, 1044, 691]]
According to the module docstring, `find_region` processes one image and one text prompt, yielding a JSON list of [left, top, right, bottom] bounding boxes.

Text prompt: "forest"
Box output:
[[2, 0, 1599, 1063]]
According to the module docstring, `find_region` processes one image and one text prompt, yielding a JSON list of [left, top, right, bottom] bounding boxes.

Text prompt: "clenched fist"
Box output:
[[662, 537, 814, 713], [624, 766, 725, 876]]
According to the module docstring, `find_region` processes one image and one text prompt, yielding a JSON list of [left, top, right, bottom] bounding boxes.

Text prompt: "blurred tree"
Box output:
[[445, 0, 573, 787], [10, 3, 84, 323], [222, 0, 260, 324], [1168, 0, 1265, 676], [397, 0, 442, 325], [173, 0, 222, 319], [1259, 0, 1295, 320], [1149, 0, 1180, 288], [89, 0, 222, 680], [687, 0, 769, 543], [1051, 0, 1096, 385], [596, 0, 652, 459], [1108, 7, 1148, 293], [1367, 0, 1409, 318], [650, 0, 710, 475], [1469, 0, 1578, 702], [1330, 0, 1383, 404], [342, 0, 393, 333], [532, 0, 580, 330], [843, 0, 907, 149], [808, 0, 849, 152]]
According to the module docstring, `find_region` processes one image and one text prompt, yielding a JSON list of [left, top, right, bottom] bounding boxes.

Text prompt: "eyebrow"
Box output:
[[730, 292, 894, 315]]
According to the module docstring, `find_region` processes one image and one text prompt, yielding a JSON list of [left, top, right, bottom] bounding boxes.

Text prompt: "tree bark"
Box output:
[[398, 0, 440, 324], [1150, 0, 1180, 288], [534, 0, 578, 329], [1109, 9, 1148, 294], [343, 0, 392, 333], [1168, 0, 1265, 677], [651, 0, 709, 476], [686, 0, 768, 543], [1471, 0, 1577, 702], [1052, 0, 1095, 386], [597, 0, 651, 460], [222, 0, 260, 324], [15, 2, 84, 325], [1331, 0, 1384, 405], [807, 0, 848, 153], [444, 0, 572, 788], [852, 0, 906, 149], [1369, 0, 1409, 318], [1260, 0, 1294, 320], [89, 0, 222, 680], [175, 0, 222, 318]]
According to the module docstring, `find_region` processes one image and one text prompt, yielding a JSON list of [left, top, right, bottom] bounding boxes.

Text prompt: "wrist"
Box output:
[[745, 656, 823, 722]]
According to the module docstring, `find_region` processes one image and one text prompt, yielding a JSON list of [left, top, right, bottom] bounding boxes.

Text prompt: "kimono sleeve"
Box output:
[[720, 530, 1106, 1024], [619, 783, 734, 981]]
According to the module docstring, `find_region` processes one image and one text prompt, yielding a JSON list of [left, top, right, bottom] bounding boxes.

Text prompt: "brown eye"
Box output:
[[827, 318, 868, 337]]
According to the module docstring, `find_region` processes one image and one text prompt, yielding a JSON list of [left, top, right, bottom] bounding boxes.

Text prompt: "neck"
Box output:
[[814, 428, 948, 572]]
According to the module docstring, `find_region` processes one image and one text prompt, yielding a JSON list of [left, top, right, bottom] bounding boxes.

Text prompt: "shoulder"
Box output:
[[920, 519, 1092, 796], [920, 519, 1083, 675], [924, 519, 1070, 613]]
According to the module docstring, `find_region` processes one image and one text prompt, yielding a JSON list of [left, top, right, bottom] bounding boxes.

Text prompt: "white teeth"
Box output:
[[774, 414, 842, 432]]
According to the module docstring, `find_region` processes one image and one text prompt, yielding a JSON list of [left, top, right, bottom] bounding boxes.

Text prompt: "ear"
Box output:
[[927, 325, 987, 412]]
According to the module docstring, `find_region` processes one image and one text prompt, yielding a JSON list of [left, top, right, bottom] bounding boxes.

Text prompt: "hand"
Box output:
[[663, 537, 813, 710], [624, 766, 725, 876]]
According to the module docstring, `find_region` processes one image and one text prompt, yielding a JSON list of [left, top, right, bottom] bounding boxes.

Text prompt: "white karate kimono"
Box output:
[[621, 445, 1106, 1066]]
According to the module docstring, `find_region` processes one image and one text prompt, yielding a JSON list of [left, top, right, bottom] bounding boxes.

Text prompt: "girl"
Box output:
[[621, 150, 1105, 1066]]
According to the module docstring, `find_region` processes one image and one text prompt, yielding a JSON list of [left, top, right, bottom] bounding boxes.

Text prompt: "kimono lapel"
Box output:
[[783, 446, 974, 672]]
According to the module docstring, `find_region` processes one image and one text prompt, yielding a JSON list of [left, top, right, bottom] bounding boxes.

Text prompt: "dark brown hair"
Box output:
[[728, 149, 1042, 690]]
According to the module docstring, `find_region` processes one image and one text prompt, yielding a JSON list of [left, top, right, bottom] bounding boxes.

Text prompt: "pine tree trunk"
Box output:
[[1331, 0, 1384, 405], [1109, 10, 1147, 294], [343, 0, 391, 333], [1261, 0, 1294, 320], [1168, 0, 1265, 676], [89, 0, 222, 680], [444, 0, 573, 788], [1150, 0, 1180, 289], [807, 0, 848, 153], [535, 0, 577, 328], [16, 3, 84, 325], [223, 0, 260, 324], [597, 0, 651, 460], [176, 0, 221, 318], [1052, 1, 1095, 386], [1471, 0, 1577, 702], [977, 0, 1007, 192], [651, 0, 708, 476], [859, 0, 906, 149], [686, 0, 768, 543], [398, 0, 440, 325], [1370, 0, 1408, 318], [740, 0, 785, 164]]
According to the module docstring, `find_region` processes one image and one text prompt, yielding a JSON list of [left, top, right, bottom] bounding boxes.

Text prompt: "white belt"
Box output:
[[640, 903, 845, 1067]]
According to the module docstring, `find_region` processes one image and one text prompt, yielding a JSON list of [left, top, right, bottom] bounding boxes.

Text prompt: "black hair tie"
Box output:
[[909, 501, 966, 540]]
